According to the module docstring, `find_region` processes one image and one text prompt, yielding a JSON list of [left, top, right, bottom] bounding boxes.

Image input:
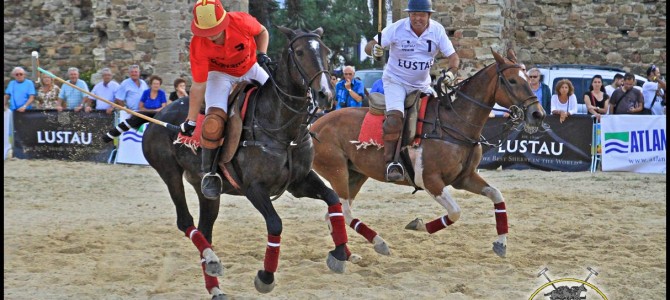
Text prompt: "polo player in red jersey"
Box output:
[[179, 0, 271, 200]]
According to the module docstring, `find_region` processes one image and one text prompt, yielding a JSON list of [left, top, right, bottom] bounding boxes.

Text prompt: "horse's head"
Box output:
[[490, 48, 545, 133], [277, 26, 334, 111]]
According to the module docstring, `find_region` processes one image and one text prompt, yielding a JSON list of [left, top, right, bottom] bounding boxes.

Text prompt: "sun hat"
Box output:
[[191, 0, 230, 37]]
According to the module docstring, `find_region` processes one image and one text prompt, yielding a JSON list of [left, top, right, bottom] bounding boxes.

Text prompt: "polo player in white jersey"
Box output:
[[365, 0, 460, 181]]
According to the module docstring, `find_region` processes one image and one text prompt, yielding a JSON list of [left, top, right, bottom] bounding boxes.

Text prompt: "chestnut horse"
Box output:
[[309, 49, 545, 259], [133, 27, 349, 299]]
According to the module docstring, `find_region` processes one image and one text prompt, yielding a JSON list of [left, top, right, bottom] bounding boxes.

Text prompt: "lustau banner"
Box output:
[[478, 115, 593, 172], [12, 110, 115, 162]]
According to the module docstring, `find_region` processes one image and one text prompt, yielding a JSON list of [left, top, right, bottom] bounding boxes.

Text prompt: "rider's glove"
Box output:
[[372, 44, 384, 58], [180, 119, 197, 136], [444, 71, 456, 86], [256, 52, 271, 66]]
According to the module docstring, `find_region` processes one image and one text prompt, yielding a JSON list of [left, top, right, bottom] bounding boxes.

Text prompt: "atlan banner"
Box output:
[[478, 115, 593, 171], [600, 115, 666, 174], [12, 110, 115, 162]]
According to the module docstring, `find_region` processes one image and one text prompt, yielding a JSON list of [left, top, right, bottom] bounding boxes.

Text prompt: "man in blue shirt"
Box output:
[[58, 67, 90, 112], [334, 65, 365, 110], [4, 67, 36, 112], [370, 78, 384, 94], [115, 64, 148, 111]]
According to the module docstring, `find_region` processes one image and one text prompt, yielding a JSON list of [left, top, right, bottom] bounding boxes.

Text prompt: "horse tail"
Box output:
[[102, 111, 157, 143]]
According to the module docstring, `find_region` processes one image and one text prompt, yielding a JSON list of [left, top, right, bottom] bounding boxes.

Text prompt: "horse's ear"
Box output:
[[277, 25, 296, 40], [506, 49, 518, 63], [312, 27, 324, 37], [491, 48, 505, 65]]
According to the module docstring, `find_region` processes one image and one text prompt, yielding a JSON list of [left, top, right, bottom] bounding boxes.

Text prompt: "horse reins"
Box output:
[[433, 62, 538, 147]]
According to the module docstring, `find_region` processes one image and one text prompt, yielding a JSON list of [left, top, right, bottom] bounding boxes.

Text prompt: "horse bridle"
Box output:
[[247, 31, 332, 200], [434, 62, 539, 146]]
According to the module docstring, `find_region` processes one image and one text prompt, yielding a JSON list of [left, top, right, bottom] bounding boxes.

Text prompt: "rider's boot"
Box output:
[[382, 110, 405, 182], [200, 107, 228, 200]]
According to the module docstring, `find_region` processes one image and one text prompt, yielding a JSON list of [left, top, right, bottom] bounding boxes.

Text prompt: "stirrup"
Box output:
[[385, 162, 405, 182], [201, 172, 223, 200]]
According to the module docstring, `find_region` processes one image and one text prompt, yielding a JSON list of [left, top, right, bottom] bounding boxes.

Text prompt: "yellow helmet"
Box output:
[[191, 0, 230, 37]]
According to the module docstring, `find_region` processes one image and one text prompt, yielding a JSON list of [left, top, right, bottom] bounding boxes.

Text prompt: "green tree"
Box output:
[[265, 0, 378, 71]]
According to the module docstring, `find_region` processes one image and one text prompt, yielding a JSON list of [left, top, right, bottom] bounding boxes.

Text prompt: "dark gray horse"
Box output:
[[124, 27, 349, 299]]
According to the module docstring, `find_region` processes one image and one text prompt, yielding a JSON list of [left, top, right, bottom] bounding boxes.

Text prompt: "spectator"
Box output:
[[330, 74, 339, 89], [551, 79, 578, 123], [57, 67, 90, 112], [35, 71, 61, 110], [139, 75, 168, 112], [370, 78, 384, 94], [88, 67, 119, 114], [642, 64, 665, 115], [583, 75, 609, 122], [609, 72, 644, 115], [527, 68, 551, 114], [364, 0, 460, 181], [334, 65, 365, 110], [605, 73, 623, 98], [168, 78, 189, 104], [490, 103, 510, 118], [4, 67, 36, 112], [115, 64, 148, 111]]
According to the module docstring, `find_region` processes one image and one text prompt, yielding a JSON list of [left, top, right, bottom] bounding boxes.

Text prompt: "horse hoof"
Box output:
[[373, 236, 391, 255], [492, 241, 506, 258], [212, 294, 228, 300], [254, 272, 276, 293], [205, 260, 224, 277], [326, 252, 346, 274], [349, 254, 363, 264], [405, 218, 425, 231]]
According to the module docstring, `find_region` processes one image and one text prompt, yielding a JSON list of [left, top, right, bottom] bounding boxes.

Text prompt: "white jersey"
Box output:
[[376, 18, 455, 88], [642, 81, 665, 115], [605, 85, 618, 98]]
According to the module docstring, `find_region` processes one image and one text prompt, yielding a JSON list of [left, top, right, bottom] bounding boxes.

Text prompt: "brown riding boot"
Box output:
[[382, 110, 405, 182], [200, 107, 228, 200]]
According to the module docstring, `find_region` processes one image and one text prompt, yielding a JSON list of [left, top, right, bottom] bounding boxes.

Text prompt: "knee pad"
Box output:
[[201, 107, 228, 149], [383, 110, 404, 141]]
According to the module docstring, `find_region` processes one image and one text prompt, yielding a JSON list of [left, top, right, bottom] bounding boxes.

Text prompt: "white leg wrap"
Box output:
[[482, 186, 504, 204], [433, 186, 461, 222]]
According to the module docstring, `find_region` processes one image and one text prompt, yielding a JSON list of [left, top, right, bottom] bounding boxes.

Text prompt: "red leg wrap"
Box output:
[[201, 258, 219, 292], [264, 234, 281, 273], [494, 202, 509, 235], [425, 215, 454, 234], [328, 203, 348, 246], [186, 226, 211, 255], [349, 218, 377, 243]]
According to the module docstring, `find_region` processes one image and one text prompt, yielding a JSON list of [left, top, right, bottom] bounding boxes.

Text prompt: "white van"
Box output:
[[534, 64, 647, 114]]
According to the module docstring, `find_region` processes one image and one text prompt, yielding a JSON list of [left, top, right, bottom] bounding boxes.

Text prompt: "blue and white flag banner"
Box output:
[[114, 111, 149, 165], [600, 115, 666, 174]]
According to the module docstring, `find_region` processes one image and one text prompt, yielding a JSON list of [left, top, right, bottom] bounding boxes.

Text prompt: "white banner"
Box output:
[[4, 109, 11, 160], [114, 111, 149, 165], [600, 115, 666, 174]]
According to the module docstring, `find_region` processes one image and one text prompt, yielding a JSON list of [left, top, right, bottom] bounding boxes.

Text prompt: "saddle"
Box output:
[[219, 82, 257, 164], [368, 90, 427, 147]]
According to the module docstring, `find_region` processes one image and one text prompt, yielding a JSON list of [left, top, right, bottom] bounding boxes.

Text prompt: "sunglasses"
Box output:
[[528, 75, 539, 78], [343, 73, 353, 75], [15, 73, 25, 76]]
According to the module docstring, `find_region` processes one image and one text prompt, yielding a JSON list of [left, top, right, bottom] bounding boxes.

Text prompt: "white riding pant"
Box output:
[[382, 76, 434, 116], [205, 63, 269, 113]]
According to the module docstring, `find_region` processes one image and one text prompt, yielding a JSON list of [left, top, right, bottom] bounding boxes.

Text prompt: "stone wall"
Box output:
[[4, 0, 665, 90], [3, 0, 246, 90], [394, 0, 665, 77]]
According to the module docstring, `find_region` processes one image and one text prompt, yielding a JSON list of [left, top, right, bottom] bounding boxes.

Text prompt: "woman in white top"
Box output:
[[551, 79, 578, 123]]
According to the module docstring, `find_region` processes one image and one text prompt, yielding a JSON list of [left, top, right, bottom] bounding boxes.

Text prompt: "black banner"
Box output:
[[12, 110, 115, 162], [478, 115, 593, 171]]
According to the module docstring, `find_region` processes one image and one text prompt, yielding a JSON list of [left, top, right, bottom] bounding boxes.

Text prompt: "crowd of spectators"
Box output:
[[4, 65, 191, 114]]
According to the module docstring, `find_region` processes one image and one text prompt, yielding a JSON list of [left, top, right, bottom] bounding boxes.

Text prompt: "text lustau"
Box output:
[[36, 131, 93, 144]]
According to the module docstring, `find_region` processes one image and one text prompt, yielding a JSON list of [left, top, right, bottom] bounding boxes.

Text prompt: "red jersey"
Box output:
[[190, 12, 263, 83]]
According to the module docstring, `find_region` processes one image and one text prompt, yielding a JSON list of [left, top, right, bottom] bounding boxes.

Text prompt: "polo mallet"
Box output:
[[31, 51, 41, 84], [375, 0, 383, 62], [30, 52, 180, 133]]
